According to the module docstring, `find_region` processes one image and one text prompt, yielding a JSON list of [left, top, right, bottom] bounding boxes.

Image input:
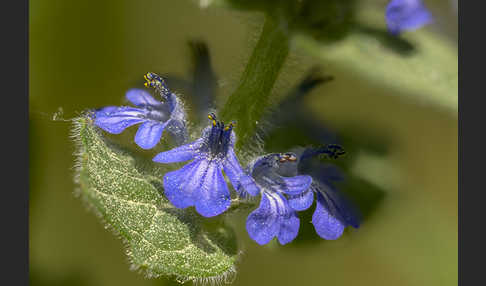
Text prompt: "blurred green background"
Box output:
[[29, 0, 457, 285]]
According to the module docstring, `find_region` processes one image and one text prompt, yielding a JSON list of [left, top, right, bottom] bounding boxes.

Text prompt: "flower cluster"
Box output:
[[94, 73, 188, 149], [94, 72, 360, 245]]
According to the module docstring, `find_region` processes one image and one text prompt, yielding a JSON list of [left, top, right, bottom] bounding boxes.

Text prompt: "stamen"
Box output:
[[143, 72, 170, 96], [208, 113, 217, 126], [287, 154, 297, 161], [224, 121, 236, 131]]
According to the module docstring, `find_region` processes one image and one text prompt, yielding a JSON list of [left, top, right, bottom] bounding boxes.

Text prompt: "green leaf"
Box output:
[[71, 115, 238, 283], [293, 8, 458, 114]]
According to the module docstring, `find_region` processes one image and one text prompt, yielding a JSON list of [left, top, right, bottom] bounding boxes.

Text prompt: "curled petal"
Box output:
[[163, 159, 209, 209], [239, 174, 260, 197], [288, 189, 314, 211], [279, 175, 312, 195], [134, 120, 169, 149], [193, 162, 231, 217], [222, 149, 243, 189], [312, 192, 346, 240], [125, 88, 161, 107], [152, 139, 202, 163], [167, 93, 185, 119], [94, 106, 146, 134], [223, 149, 259, 196]]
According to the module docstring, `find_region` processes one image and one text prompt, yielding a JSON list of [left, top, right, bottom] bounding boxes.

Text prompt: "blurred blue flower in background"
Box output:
[[291, 147, 361, 240], [94, 73, 188, 149], [244, 153, 312, 245], [153, 113, 258, 217], [385, 0, 433, 35]]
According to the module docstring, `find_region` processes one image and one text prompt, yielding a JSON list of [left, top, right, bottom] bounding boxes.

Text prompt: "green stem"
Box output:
[[220, 16, 289, 150]]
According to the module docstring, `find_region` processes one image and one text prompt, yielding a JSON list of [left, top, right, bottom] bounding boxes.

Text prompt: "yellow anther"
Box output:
[[146, 72, 156, 80], [212, 120, 217, 126]]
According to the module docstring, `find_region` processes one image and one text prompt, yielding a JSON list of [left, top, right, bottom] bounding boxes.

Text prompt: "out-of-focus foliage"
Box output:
[[295, 7, 457, 114], [206, 0, 357, 43], [202, 0, 457, 115]]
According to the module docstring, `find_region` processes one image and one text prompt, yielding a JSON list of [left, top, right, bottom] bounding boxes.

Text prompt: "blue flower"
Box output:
[[244, 153, 312, 245], [385, 0, 433, 35], [287, 147, 361, 240], [153, 113, 258, 217], [94, 72, 187, 149]]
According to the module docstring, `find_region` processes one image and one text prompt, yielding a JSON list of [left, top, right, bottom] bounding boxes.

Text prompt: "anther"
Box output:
[[208, 113, 218, 126], [224, 121, 235, 131]]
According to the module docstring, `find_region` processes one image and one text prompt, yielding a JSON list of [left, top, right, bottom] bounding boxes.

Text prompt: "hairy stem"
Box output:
[[220, 16, 289, 150]]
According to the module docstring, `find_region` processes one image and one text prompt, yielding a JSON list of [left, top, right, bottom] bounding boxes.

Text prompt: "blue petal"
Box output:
[[97, 106, 118, 114], [193, 161, 231, 217], [386, 0, 433, 35], [221, 149, 243, 189], [166, 117, 188, 145], [239, 174, 260, 197], [277, 210, 300, 245], [316, 182, 361, 229], [280, 175, 312, 195], [125, 88, 161, 107], [134, 120, 169, 149], [246, 191, 300, 245], [288, 189, 314, 211], [163, 159, 208, 209], [152, 139, 202, 163], [94, 106, 146, 134], [222, 149, 259, 196], [246, 193, 280, 245], [312, 192, 346, 240]]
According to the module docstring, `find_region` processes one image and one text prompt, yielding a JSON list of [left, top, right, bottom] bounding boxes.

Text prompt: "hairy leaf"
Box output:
[[72, 115, 238, 283]]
